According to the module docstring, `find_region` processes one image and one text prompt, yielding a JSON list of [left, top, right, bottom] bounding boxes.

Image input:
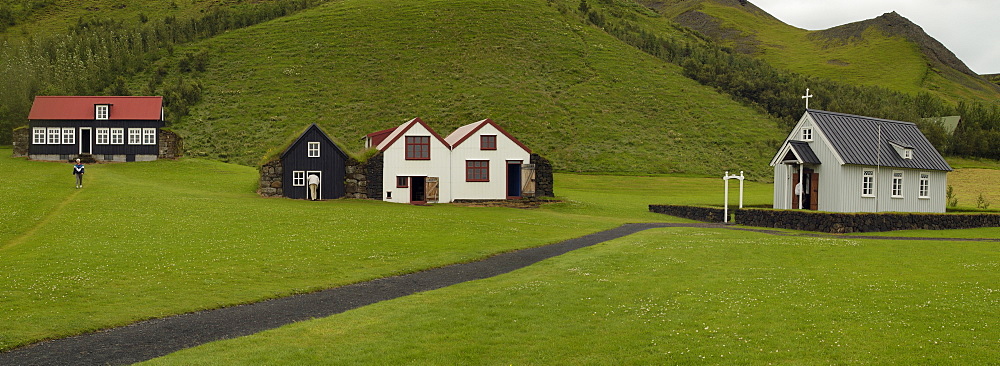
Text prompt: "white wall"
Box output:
[[450, 124, 531, 200], [381, 123, 452, 203]]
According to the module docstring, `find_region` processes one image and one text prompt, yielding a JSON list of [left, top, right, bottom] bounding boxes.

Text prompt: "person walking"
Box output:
[[308, 174, 320, 200], [72, 158, 85, 188]]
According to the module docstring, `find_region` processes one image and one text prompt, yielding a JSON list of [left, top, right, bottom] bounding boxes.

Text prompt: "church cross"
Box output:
[[802, 88, 814, 109]]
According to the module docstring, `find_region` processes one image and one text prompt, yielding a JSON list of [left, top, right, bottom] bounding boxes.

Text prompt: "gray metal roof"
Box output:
[[807, 109, 952, 171], [788, 141, 821, 164]]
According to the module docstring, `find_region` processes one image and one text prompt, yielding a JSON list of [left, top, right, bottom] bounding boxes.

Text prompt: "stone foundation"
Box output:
[[258, 159, 284, 197]]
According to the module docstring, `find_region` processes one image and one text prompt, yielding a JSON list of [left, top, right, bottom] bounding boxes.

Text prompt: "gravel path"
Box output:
[[2, 222, 994, 365]]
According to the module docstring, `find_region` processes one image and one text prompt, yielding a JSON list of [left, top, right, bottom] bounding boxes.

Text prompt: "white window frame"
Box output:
[[292, 171, 306, 186], [307, 142, 320, 158], [128, 128, 142, 145], [862, 169, 875, 197], [96, 128, 110, 145], [903, 149, 913, 160], [47, 127, 61, 145], [801, 127, 813, 141], [33, 127, 47, 144], [142, 128, 157, 145], [110, 128, 124, 145], [918, 172, 930, 199], [891, 171, 904, 198], [62, 128, 75, 145], [95, 105, 109, 120]]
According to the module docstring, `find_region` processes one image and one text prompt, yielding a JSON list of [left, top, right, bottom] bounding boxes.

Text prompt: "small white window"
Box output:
[[292, 171, 306, 186], [33, 128, 47, 144], [96, 128, 110, 144], [110, 128, 124, 145], [307, 142, 320, 157], [142, 128, 157, 145], [862, 169, 875, 197], [801, 127, 813, 141], [95, 105, 109, 120], [891, 171, 904, 198], [128, 128, 142, 145], [47, 128, 61, 144], [918, 172, 930, 199], [62, 128, 75, 145], [903, 149, 913, 160]]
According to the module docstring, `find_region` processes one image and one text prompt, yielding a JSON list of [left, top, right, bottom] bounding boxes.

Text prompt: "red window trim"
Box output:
[[466, 160, 489, 182], [397, 176, 409, 188], [405, 136, 430, 160], [480, 135, 497, 150]]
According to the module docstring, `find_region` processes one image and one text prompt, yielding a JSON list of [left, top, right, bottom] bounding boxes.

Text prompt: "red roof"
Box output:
[[444, 118, 531, 153], [365, 126, 398, 147], [28, 96, 163, 121]]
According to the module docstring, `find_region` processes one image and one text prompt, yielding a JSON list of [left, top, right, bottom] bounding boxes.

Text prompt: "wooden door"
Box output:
[[521, 164, 536, 198], [425, 177, 439, 201], [809, 173, 819, 210]]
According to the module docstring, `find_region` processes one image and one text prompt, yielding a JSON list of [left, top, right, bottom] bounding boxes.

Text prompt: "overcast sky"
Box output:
[[750, 0, 1000, 75]]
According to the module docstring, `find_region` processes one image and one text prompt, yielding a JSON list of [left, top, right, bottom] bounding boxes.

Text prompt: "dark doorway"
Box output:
[[79, 129, 92, 154], [507, 161, 522, 199], [792, 168, 819, 210], [410, 176, 426, 204]]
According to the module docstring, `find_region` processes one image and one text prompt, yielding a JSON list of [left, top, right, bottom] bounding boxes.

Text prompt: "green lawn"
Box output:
[[142, 227, 1000, 364]]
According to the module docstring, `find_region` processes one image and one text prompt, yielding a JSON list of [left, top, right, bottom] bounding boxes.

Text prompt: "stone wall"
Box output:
[[344, 152, 381, 199], [11, 127, 28, 157], [258, 159, 283, 197], [158, 129, 183, 159], [530, 153, 555, 197], [735, 208, 1000, 233], [648, 204, 728, 223], [649, 204, 1000, 233]]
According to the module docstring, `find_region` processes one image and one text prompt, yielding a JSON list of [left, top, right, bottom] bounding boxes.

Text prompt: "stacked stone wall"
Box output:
[[530, 153, 554, 197], [258, 159, 283, 197], [649, 204, 1000, 233], [11, 127, 29, 157], [158, 130, 183, 159], [364, 152, 383, 199]]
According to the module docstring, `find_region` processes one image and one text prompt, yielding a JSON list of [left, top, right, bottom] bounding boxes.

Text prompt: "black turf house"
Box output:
[[279, 124, 349, 200]]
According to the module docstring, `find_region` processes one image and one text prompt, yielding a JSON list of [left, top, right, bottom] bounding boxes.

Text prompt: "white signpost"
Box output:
[[723, 171, 745, 223]]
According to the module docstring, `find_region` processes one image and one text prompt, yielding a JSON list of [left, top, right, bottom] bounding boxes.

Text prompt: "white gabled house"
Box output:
[[368, 117, 452, 204], [445, 119, 532, 200], [771, 109, 952, 213], [364, 118, 536, 204]]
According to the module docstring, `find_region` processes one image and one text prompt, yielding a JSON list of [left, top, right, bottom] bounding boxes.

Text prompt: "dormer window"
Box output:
[[95, 105, 109, 120], [801, 127, 813, 141], [889, 141, 914, 160], [903, 149, 913, 160]]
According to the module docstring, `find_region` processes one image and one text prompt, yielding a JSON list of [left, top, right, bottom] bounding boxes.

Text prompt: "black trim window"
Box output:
[[47, 128, 60, 144], [62, 128, 75, 145], [128, 128, 142, 145], [466, 160, 489, 182], [95, 105, 109, 120], [308, 142, 320, 157], [33, 128, 46, 144], [142, 128, 156, 145], [110, 128, 124, 145], [481, 135, 497, 150], [397, 176, 409, 188], [96, 128, 110, 145], [405, 136, 430, 160]]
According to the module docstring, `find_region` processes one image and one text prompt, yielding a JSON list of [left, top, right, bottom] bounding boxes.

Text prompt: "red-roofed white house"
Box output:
[[364, 118, 536, 204], [369, 118, 453, 204], [27, 96, 167, 162], [445, 119, 532, 200]]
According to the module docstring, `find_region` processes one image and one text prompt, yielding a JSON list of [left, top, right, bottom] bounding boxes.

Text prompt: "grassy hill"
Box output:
[[153, 0, 785, 177], [645, 0, 1000, 103]]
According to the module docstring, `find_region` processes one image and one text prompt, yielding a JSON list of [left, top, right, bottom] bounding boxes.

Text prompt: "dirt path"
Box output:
[[0, 222, 994, 365]]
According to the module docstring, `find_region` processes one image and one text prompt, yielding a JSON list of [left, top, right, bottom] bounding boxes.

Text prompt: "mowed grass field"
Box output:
[[3, 149, 998, 363], [0, 148, 769, 351], [144, 228, 1000, 365]]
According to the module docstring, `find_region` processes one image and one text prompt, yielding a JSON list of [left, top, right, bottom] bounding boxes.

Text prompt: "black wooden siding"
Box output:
[[281, 125, 348, 200], [28, 120, 164, 156]]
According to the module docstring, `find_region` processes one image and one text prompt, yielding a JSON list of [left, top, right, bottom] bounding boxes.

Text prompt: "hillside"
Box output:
[[643, 0, 1000, 103], [160, 0, 786, 176]]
